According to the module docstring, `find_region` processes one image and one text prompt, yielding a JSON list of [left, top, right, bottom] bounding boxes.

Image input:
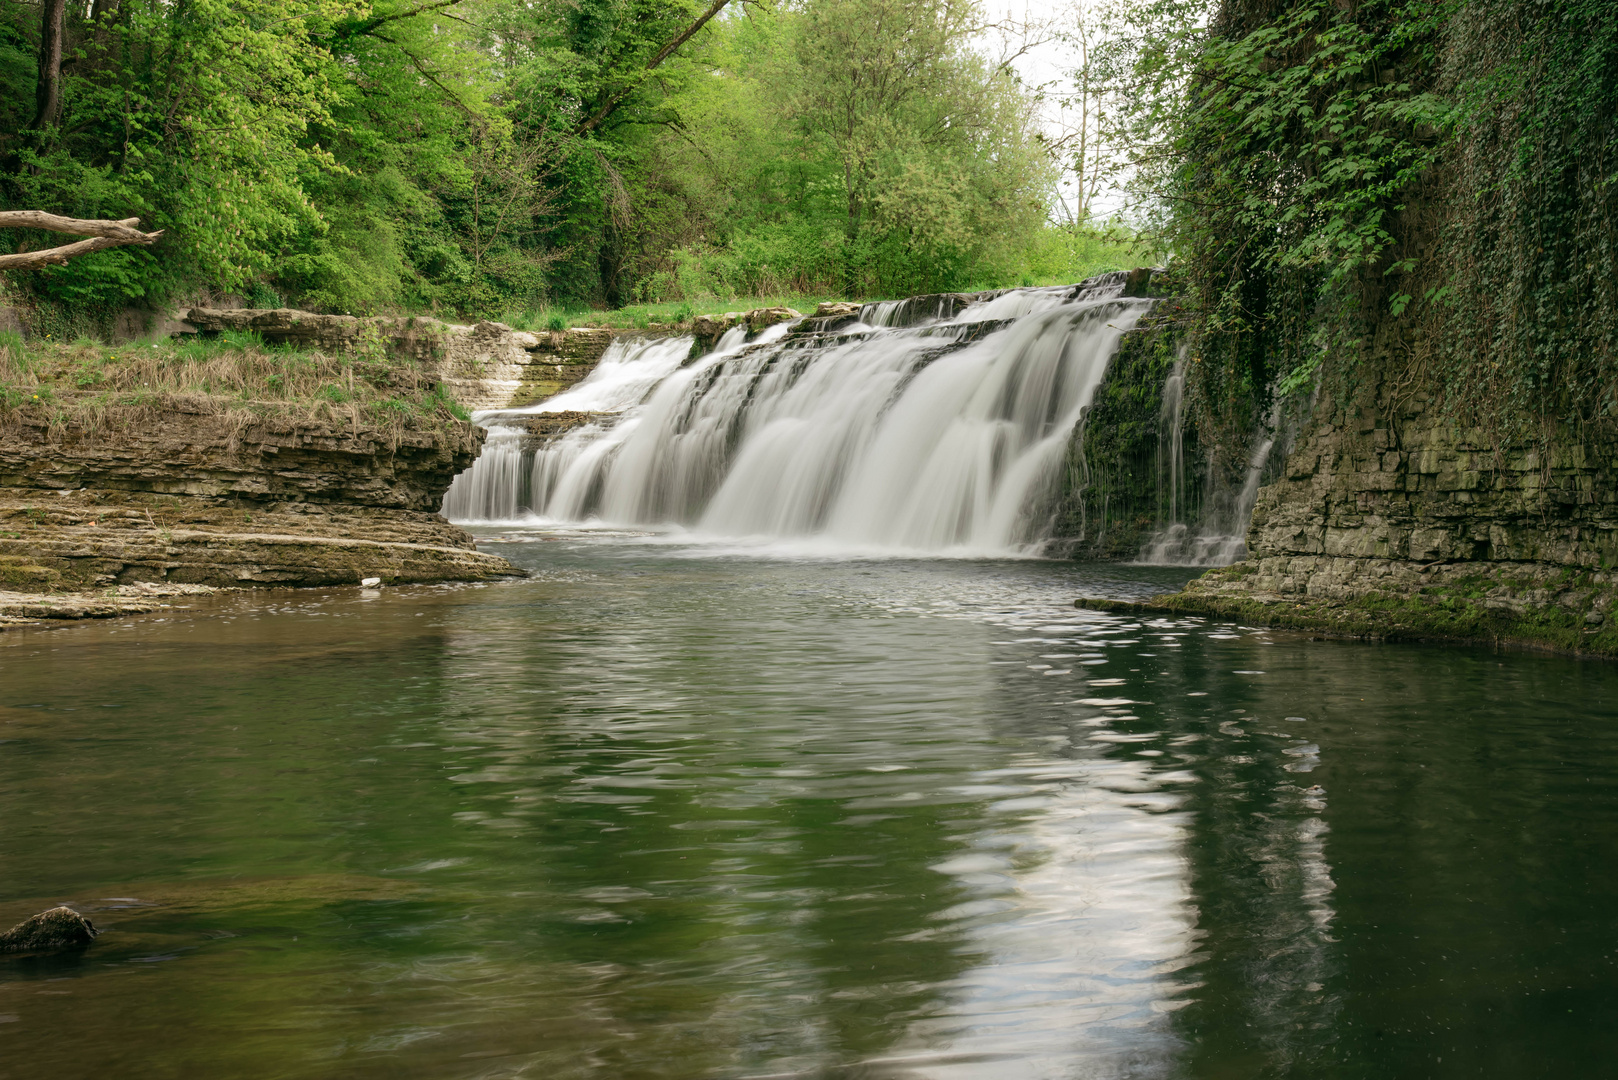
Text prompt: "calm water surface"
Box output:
[[2, 532, 1616, 1078]]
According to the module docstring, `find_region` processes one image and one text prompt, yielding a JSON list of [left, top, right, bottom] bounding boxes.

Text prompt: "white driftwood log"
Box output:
[[0, 211, 164, 271]]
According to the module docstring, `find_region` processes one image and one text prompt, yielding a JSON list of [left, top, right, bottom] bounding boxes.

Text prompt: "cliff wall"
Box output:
[[1088, 368, 1618, 656]]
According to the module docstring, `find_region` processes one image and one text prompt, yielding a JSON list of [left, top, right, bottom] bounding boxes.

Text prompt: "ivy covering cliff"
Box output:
[[1111, 0, 1617, 450]]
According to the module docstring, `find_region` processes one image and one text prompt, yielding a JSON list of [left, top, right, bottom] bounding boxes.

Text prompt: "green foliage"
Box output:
[[1428, 0, 1618, 438], [2, 0, 1083, 322], [1111, 0, 1617, 448], [1113, 0, 1447, 435], [626, 0, 1060, 300]]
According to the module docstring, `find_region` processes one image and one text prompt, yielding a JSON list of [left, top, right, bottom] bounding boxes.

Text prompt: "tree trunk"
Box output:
[[89, 0, 121, 47], [0, 212, 163, 271], [33, 0, 67, 128]]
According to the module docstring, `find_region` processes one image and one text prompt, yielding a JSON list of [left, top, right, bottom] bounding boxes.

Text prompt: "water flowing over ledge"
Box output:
[[444, 283, 1156, 557]]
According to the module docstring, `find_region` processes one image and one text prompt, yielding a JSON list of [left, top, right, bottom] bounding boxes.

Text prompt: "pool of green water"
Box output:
[[2, 532, 1615, 1078]]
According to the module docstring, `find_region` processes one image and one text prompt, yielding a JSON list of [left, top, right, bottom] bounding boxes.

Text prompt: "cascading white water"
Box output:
[[1136, 379, 1282, 567], [444, 283, 1154, 554]]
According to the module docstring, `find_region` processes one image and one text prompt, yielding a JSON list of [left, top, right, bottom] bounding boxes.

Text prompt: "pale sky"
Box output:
[[982, 0, 1132, 220]]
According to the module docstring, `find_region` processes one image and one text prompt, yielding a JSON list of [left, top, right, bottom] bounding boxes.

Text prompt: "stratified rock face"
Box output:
[[0, 907, 97, 951], [0, 490, 515, 592], [0, 410, 482, 512], [508, 328, 614, 408], [184, 309, 615, 412], [1148, 371, 1618, 654], [1248, 402, 1618, 568], [0, 407, 519, 607]]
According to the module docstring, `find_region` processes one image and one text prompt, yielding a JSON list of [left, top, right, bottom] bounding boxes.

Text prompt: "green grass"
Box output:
[[497, 251, 1153, 332], [490, 225, 1153, 330]]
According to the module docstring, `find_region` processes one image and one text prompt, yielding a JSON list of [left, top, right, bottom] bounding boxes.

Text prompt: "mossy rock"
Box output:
[[0, 554, 60, 589], [0, 907, 98, 951]]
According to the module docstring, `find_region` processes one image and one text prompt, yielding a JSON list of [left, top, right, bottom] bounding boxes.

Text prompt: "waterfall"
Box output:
[[1158, 355, 1187, 529], [440, 425, 529, 522], [444, 283, 1154, 555], [1137, 384, 1280, 566]]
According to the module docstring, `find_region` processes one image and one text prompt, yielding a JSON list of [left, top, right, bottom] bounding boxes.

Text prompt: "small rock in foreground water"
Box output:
[[0, 907, 99, 951]]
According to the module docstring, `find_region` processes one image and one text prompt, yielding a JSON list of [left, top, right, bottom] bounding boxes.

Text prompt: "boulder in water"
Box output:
[[0, 907, 99, 951]]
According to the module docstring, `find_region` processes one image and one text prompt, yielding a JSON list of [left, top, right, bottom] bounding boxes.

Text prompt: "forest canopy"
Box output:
[[0, 0, 1103, 318]]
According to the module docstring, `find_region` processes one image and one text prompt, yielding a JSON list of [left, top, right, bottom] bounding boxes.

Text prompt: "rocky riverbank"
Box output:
[[1080, 356, 1618, 658], [0, 331, 525, 627]]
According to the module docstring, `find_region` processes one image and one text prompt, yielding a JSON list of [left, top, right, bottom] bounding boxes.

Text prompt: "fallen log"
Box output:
[[0, 210, 164, 271]]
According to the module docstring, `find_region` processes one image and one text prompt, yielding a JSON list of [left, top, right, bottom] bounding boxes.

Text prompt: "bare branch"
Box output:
[[0, 211, 152, 240], [0, 213, 163, 271]]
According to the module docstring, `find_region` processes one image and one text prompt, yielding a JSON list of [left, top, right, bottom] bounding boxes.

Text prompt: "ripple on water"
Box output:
[[3, 544, 1615, 1078]]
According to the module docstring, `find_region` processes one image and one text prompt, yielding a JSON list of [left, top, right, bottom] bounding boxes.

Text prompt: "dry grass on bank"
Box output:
[[503, 292, 848, 333], [0, 328, 470, 439]]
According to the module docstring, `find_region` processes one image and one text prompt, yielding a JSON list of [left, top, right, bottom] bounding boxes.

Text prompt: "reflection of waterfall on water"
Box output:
[[444, 283, 1154, 554], [1178, 705, 1343, 1071]]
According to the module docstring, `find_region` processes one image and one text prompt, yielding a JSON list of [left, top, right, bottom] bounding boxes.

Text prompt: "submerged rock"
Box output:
[[0, 907, 98, 951]]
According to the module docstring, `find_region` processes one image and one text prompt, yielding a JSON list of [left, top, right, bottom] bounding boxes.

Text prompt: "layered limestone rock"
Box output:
[[0, 406, 517, 622], [0, 407, 481, 510], [185, 308, 614, 411], [688, 306, 801, 357], [1244, 399, 1618, 567], [0, 489, 510, 595], [1088, 374, 1618, 655]]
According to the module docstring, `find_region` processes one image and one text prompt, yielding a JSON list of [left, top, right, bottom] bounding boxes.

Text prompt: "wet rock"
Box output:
[[496, 411, 605, 441], [744, 306, 800, 334], [0, 907, 98, 951], [1120, 266, 1168, 298], [812, 301, 862, 318], [688, 313, 743, 360]]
